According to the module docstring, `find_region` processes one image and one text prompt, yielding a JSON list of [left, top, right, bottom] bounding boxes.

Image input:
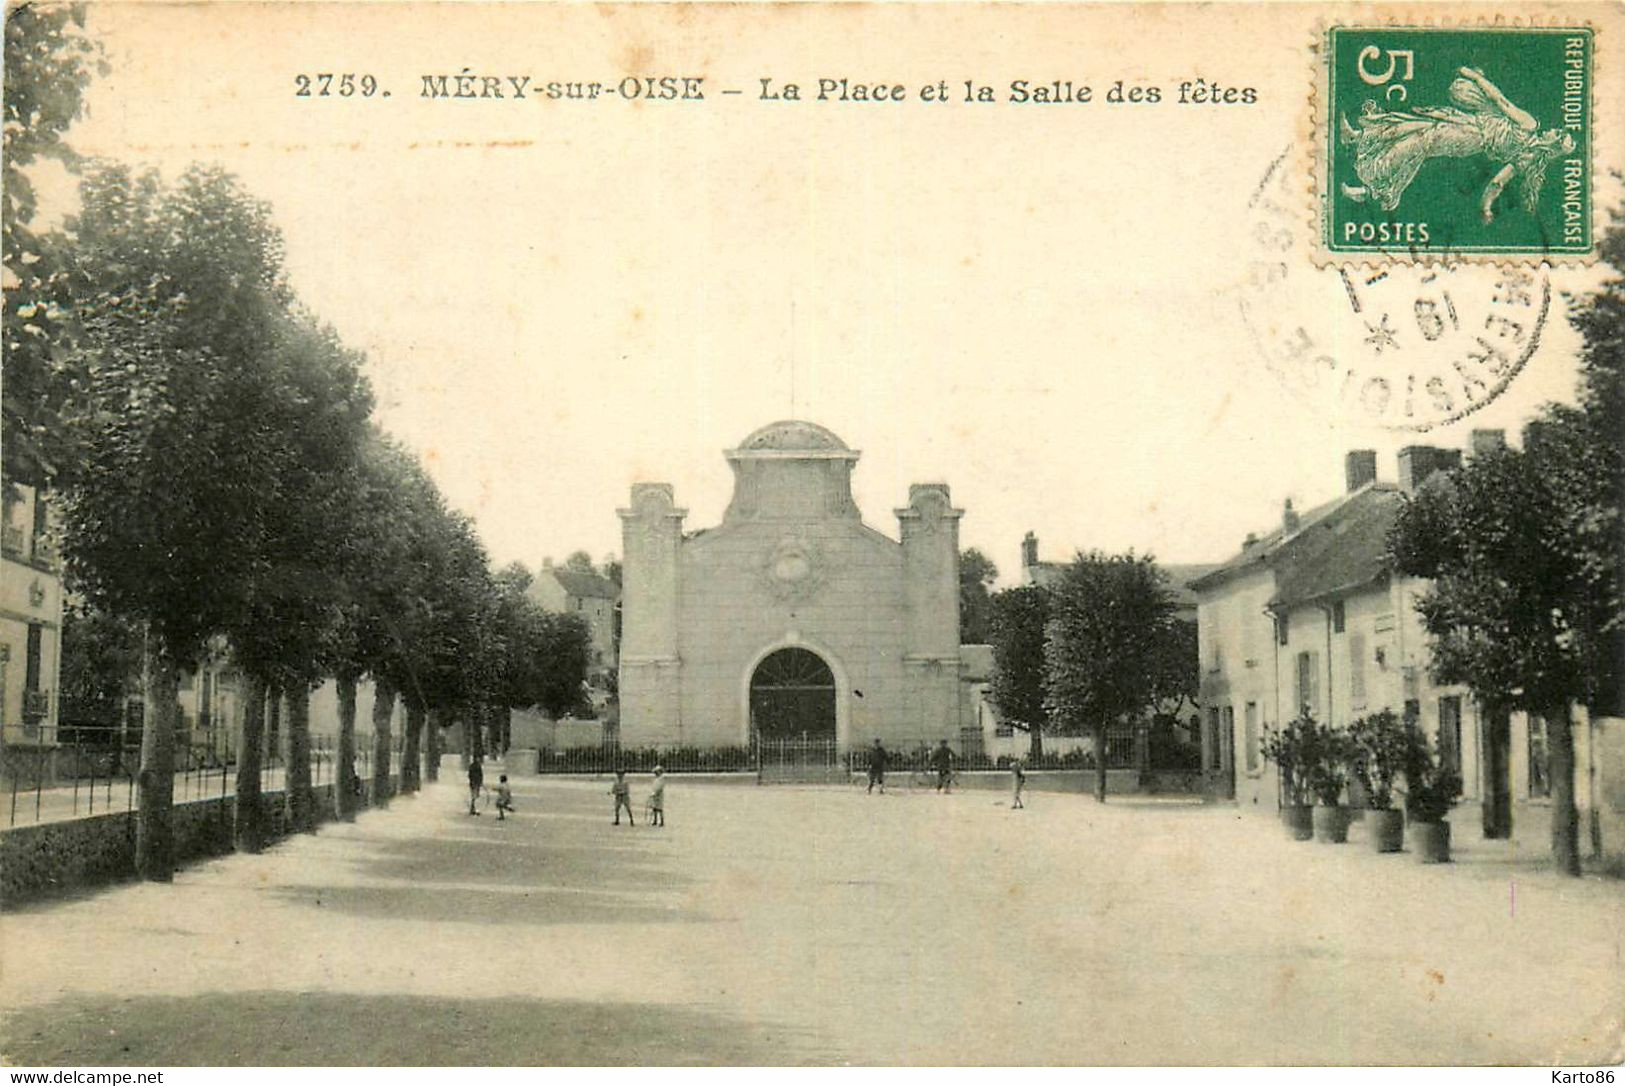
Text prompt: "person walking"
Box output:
[[932, 739, 955, 793], [494, 774, 515, 820], [1011, 758, 1027, 809], [467, 757, 484, 816], [867, 738, 889, 794], [610, 769, 635, 826]]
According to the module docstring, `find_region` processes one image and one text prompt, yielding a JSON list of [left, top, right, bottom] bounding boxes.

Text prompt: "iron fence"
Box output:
[[0, 721, 405, 829]]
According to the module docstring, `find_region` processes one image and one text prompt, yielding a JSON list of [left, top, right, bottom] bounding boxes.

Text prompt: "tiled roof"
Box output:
[[1187, 483, 1405, 609], [545, 569, 620, 600], [1187, 488, 1365, 594], [1270, 486, 1405, 607]]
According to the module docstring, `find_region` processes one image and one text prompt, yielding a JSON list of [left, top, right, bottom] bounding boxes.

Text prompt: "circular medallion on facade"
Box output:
[[759, 537, 827, 603]]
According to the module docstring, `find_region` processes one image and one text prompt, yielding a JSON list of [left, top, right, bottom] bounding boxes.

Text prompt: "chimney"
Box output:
[[1398, 445, 1462, 493], [1345, 449, 1378, 492], [1020, 531, 1039, 569], [1282, 498, 1300, 534], [1470, 429, 1506, 457]]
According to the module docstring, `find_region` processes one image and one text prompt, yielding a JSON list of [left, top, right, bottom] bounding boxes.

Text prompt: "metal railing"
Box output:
[[1, 721, 406, 829]]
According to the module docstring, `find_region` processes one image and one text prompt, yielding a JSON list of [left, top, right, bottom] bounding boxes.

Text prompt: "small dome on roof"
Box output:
[[736, 420, 849, 452]]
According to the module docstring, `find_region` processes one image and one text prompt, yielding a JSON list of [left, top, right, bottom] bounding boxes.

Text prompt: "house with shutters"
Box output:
[[1190, 434, 1619, 855]]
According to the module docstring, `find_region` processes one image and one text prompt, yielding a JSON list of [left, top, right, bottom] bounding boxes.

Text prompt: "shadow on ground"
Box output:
[[273, 881, 701, 926], [0, 990, 829, 1065]]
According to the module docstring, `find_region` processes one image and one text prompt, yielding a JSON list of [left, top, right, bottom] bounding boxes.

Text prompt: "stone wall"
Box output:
[[0, 775, 398, 906]]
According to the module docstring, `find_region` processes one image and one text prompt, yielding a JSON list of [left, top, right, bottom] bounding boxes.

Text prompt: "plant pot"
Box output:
[[1280, 804, 1314, 841], [1410, 819, 1451, 863], [1312, 804, 1349, 843], [1367, 808, 1404, 853]]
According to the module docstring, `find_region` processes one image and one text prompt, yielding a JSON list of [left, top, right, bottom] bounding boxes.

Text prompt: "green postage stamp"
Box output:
[[1321, 26, 1593, 259]]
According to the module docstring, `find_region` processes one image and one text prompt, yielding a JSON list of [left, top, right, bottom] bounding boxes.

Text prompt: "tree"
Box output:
[[56, 164, 294, 878], [2, 2, 105, 487], [563, 550, 595, 574], [225, 312, 372, 843], [1042, 552, 1180, 802], [959, 548, 998, 644], [988, 585, 1050, 759], [533, 611, 592, 720], [1390, 211, 1625, 876]]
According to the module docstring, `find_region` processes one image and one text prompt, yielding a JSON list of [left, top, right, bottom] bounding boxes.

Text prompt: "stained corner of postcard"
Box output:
[[1309, 24, 1595, 265]]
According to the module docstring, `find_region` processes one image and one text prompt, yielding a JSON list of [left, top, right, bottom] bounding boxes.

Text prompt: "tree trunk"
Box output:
[[1093, 720, 1107, 803], [336, 674, 358, 821], [267, 686, 282, 773], [235, 673, 268, 852], [371, 676, 396, 806], [401, 697, 424, 794], [1481, 704, 1513, 839], [1547, 705, 1581, 877], [1028, 723, 1043, 761], [135, 638, 179, 881], [285, 684, 314, 833], [424, 712, 441, 781]]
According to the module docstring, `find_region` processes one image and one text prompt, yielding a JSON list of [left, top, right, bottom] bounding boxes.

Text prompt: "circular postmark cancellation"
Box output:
[[1241, 146, 1549, 432]]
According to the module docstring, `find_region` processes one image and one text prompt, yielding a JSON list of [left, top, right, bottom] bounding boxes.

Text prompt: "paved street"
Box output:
[[2, 769, 1621, 1065]]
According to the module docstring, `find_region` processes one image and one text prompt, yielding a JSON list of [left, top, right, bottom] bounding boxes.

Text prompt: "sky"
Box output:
[[42, 2, 1623, 585]]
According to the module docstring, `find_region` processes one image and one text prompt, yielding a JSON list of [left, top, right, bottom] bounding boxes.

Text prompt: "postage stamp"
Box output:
[[1318, 26, 1594, 261]]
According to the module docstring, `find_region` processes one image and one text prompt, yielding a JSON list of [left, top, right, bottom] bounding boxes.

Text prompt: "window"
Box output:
[[1527, 716, 1550, 798], [1244, 702, 1260, 772], [24, 623, 42, 692], [1277, 612, 1289, 646], [1439, 696, 1462, 776], [1348, 633, 1366, 708], [1221, 706, 1235, 770], [1296, 651, 1321, 720], [1208, 707, 1220, 767], [1332, 600, 1346, 633]]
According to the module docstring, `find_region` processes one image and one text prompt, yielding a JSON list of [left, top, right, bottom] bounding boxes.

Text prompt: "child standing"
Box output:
[[610, 769, 635, 826], [648, 766, 666, 827], [1011, 758, 1027, 809], [495, 774, 515, 820]]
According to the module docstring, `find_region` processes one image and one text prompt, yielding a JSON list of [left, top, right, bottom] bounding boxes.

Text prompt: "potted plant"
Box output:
[[1401, 725, 1463, 863], [1349, 709, 1409, 853], [1260, 716, 1314, 841], [1301, 719, 1356, 843]]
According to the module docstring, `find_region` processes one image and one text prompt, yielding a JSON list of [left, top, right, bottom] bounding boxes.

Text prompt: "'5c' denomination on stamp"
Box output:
[[1319, 26, 1593, 261]]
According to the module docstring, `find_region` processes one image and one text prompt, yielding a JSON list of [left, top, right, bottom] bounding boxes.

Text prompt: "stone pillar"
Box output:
[[897, 484, 964, 744], [618, 483, 685, 747]]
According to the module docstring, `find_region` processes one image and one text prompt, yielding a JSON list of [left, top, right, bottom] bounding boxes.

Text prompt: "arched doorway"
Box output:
[[749, 647, 836, 741]]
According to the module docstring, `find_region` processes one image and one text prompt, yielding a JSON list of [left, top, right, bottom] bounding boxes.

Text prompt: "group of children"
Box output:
[[465, 759, 517, 819], [610, 766, 665, 826], [462, 760, 667, 826]]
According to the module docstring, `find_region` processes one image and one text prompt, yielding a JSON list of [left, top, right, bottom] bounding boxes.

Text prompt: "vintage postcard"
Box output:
[[1, 0, 1622, 1072]]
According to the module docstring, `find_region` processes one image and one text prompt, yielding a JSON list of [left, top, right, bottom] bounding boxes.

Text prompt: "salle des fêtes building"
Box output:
[[617, 421, 971, 751]]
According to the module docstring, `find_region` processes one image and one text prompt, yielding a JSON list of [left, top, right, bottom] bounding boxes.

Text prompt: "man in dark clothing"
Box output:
[[467, 758, 484, 815], [932, 739, 955, 792], [867, 738, 889, 794]]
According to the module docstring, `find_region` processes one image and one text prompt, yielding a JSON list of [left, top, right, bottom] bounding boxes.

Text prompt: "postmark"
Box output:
[[1316, 26, 1593, 261], [1243, 147, 1549, 431]]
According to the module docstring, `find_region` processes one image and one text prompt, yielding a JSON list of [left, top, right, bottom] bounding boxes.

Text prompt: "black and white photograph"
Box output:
[[1, 0, 1622, 1071]]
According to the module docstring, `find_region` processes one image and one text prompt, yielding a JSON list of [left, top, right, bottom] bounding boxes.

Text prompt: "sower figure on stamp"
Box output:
[[1340, 66, 1575, 223]]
